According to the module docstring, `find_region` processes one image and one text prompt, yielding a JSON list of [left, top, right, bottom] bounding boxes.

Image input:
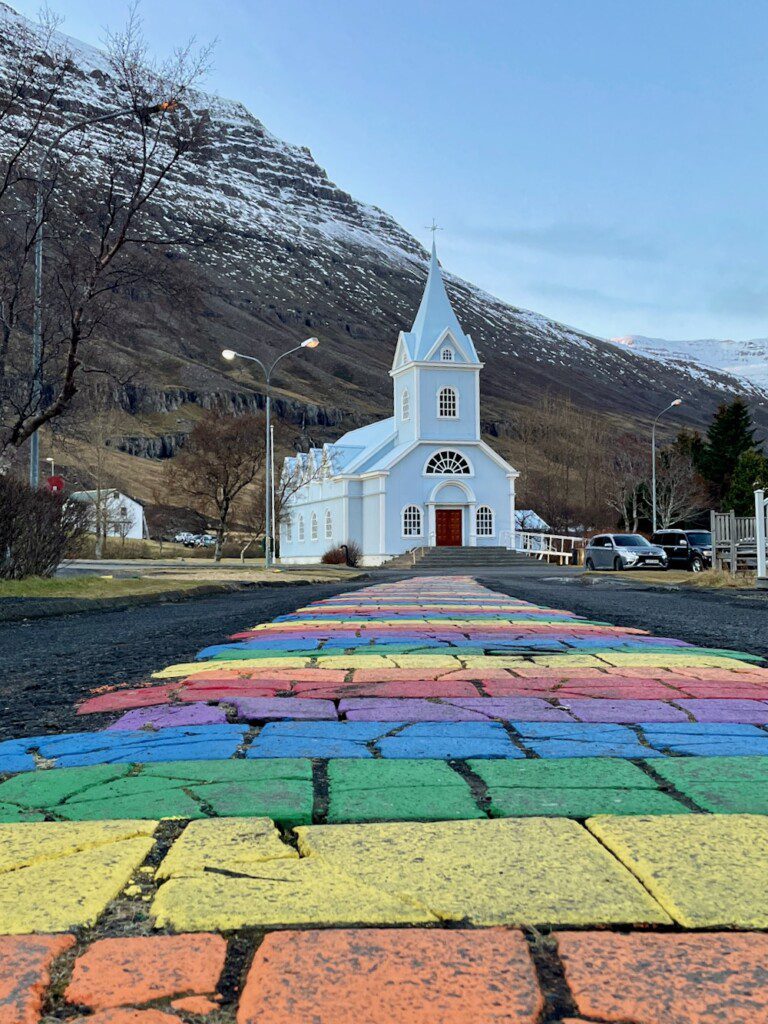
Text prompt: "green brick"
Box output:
[[467, 757, 657, 790], [327, 759, 483, 823], [487, 787, 689, 818], [58, 787, 206, 821], [651, 756, 768, 788], [141, 759, 313, 782], [665, 782, 768, 814], [0, 765, 130, 808], [198, 779, 313, 826], [0, 802, 45, 822]]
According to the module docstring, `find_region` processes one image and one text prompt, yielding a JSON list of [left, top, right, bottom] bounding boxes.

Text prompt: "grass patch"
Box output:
[[0, 576, 207, 600]]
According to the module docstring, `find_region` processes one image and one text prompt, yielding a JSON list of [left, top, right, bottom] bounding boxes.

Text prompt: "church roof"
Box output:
[[400, 241, 479, 363]]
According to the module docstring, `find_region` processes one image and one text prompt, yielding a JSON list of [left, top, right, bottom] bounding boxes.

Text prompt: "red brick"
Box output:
[[238, 929, 542, 1024], [65, 935, 226, 1010], [558, 931, 768, 1023], [0, 935, 75, 1024]]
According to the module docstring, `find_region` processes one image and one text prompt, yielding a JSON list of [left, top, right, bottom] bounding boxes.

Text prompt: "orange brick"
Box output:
[[71, 1012, 180, 1024], [238, 929, 542, 1024], [0, 935, 75, 1024], [558, 932, 768, 1023], [65, 935, 226, 1010], [171, 996, 220, 1014]]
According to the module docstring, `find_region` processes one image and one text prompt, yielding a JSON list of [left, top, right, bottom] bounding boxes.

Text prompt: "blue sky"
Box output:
[[14, 0, 768, 340]]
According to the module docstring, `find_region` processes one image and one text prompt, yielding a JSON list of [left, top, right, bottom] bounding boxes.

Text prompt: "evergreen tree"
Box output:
[[725, 449, 768, 516], [699, 399, 760, 503]]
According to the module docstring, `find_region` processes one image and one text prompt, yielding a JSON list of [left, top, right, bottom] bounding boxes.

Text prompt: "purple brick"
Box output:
[[448, 698, 572, 721], [340, 698, 485, 721], [340, 697, 572, 722], [107, 702, 227, 730], [558, 699, 688, 723], [677, 699, 768, 723], [229, 697, 338, 720]]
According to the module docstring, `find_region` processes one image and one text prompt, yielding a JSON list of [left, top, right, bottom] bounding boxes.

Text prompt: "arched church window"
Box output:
[[324, 508, 333, 540], [297, 515, 305, 542], [310, 512, 319, 542], [401, 389, 410, 421], [402, 505, 423, 536], [441, 348, 454, 361], [286, 516, 293, 543], [425, 450, 471, 475], [438, 387, 458, 418], [476, 505, 494, 536]]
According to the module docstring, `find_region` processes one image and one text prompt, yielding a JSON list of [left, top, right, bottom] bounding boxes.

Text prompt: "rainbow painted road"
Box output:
[[2, 576, 768, 1023]]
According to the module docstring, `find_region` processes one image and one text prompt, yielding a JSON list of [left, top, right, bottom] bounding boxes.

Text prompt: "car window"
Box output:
[[686, 532, 712, 546], [611, 534, 651, 547], [589, 536, 604, 547], [652, 533, 668, 543]]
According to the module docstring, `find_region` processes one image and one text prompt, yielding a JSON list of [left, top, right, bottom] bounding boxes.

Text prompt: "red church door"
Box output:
[[436, 509, 463, 546]]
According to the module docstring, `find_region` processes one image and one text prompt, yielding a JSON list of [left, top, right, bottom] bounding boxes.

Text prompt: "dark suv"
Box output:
[[650, 529, 712, 572]]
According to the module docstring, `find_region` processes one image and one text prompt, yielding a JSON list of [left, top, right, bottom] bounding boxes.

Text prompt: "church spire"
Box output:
[[405, 236, 479, 363]]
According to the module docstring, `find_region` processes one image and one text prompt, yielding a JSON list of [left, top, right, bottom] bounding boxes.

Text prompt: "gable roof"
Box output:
[[398, 241, 480, 364]]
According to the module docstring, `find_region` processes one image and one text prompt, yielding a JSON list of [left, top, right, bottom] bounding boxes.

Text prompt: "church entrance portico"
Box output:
[[436, 508, 462, 546]]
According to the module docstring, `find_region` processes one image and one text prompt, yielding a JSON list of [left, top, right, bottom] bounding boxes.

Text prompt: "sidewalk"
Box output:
[[1, 575, 768, 1021]]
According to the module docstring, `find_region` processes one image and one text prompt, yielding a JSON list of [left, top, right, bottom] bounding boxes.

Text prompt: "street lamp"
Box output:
[[652, 398, 683, 533], [28, 100, 178, 487], [45, 456, 55, 478], [222, 338, 320, 567]]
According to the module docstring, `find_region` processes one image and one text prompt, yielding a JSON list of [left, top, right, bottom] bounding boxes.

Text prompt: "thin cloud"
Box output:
[[459, 222, 661, 261], [530, 281, 670, 313]]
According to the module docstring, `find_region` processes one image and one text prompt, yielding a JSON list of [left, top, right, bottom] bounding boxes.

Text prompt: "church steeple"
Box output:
[[391, 231, 483, 445], [399, 240, 479, 365]]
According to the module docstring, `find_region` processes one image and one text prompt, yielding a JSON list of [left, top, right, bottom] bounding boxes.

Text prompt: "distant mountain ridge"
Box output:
[[611, 335, 768, 393], [3, 0, 768, 467]]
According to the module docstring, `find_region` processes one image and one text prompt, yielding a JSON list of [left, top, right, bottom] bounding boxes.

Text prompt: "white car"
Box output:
[[585, 534, 668, 571]]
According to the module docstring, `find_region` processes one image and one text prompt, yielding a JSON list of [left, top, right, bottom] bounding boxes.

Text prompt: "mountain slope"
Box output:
[[611, 335, 768, 393], [3, 0, 767, 476]]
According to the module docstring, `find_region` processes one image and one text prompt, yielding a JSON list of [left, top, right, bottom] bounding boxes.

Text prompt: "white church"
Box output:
[[279, 243, 518, 566]]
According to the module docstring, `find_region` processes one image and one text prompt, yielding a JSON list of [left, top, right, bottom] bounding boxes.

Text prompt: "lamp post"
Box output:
[[28, 100, 177, 487], [222, 338, 319, 567], [652, 398, 683, 532]]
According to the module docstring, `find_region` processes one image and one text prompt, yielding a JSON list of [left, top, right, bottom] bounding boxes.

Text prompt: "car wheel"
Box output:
[[690, 556, 704, 573], [585, 558, 595, 571], [613, 557, 622, 571]]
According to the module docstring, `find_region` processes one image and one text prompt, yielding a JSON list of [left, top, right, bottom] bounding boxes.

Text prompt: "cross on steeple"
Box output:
[[425, 218, 441, 241]]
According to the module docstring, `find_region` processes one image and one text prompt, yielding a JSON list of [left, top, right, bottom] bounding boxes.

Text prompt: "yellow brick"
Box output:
[[155, 818, 297, 880], [0, 821, 157, 933], [587, 813, 768, 928], [295, 817, 669, 927]]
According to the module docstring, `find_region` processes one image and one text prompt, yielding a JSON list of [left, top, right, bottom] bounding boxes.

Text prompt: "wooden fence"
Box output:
[[710, 510, 758, 574]]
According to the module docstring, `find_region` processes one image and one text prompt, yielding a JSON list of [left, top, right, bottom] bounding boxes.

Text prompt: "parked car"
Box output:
[[585, 533, 668, 571], [173, 531, 195, 546], [650, 529, 712, 572]]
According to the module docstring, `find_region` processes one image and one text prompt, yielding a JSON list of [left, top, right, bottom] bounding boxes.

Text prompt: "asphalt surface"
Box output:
[[2, 567, 767, 742], [0, 580, 368, 741], [485, 574, 768, 661]]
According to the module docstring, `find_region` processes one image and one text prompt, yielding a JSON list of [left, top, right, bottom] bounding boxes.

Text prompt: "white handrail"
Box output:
[[756, 489, 768, 582], [514, 531, 583, 565]]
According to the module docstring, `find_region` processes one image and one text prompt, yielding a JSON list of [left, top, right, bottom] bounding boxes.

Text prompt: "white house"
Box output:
[[279, 243, 519, 566], [68, 489, 148, 540]]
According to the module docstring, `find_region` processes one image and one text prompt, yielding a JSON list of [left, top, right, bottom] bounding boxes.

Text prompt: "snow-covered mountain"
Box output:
[[611, 335, 768, 393], [3, 0, 768, 455]]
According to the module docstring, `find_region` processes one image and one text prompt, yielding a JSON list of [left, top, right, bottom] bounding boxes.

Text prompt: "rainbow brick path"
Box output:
[[2, 576, 768, 1022]]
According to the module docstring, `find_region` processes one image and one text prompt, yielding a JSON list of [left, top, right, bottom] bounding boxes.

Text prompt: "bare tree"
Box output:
[[0, 4, 213, 470], [165, 411, 266, 561], [605, 433, 649, 531], [647, 446, 708, 529]]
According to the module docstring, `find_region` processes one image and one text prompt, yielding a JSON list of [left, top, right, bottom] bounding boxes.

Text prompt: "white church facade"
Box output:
[[279, 243, 518, 566]]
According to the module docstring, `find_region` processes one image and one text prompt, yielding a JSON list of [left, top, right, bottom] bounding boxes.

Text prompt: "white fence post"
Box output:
[[756, 488, 768, 589]]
